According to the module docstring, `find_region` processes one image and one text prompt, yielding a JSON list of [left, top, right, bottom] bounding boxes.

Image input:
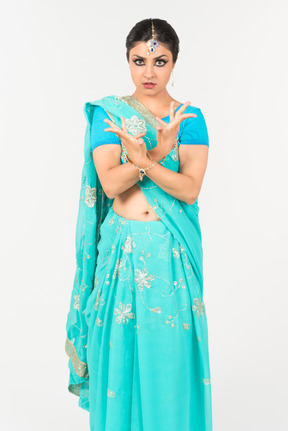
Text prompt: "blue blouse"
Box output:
[[91, 103, 209, 151]]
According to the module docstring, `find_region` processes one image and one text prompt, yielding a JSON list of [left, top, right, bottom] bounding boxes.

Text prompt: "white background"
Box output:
[[1, 0, 287, 430]]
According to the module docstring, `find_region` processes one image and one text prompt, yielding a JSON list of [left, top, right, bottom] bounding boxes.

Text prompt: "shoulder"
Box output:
[[179, 104, 209, 146], [179, 104, 202, 128]]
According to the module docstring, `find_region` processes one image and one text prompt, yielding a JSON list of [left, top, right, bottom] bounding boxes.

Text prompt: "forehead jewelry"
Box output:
[[146, 19, 159, 55]]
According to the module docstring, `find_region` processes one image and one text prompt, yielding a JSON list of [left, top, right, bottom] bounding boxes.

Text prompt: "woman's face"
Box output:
[[128, 41, 174, 96]]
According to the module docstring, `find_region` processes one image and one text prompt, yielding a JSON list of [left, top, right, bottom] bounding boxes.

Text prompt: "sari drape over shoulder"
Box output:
[[64, 95, 212, 429]]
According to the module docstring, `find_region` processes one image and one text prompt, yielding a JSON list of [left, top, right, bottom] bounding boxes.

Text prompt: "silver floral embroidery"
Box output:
[[134, 267, 155, 291], [85, 185, 96, 207], [108, 216, 115, 225], [151, 307, 162, 313], [121, 236, 136, 253], [171, 143, 179, 161], [114, 302, 135, 324], [96, 317, 103, 326], [73, 294, 79, 310], [158, 241, 170, 261], [172, 248, 180, 258], [192, 298, 205, 317], [112, 257, 125, 279], [94, 289, 105, 310], [125, 115, 147, 135], [107, 389, 115, 397]]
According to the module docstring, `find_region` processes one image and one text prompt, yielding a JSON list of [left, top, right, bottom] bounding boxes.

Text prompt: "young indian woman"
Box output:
[[65, 18, 213, 431]]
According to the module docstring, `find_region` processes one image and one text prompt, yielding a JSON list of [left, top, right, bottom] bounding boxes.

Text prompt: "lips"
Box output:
[[143, 82, 156, 88]]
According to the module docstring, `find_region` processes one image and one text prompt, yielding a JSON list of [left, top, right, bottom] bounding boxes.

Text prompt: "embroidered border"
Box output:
[[65, 337, 89, 378]]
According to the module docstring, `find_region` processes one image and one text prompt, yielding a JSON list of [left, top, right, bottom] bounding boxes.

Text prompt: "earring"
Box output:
[[171, 69, 174, 87]]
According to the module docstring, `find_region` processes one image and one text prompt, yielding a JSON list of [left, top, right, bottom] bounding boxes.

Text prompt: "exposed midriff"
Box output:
[[112, 100, 183, 221], [112, 184, 160, 221]]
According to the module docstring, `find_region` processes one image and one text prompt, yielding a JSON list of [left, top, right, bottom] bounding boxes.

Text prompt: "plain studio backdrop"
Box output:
[[0, 0, 287, 430]]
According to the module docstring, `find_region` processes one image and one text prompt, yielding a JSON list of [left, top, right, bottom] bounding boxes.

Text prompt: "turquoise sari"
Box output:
[[65, 95, 212, 430]]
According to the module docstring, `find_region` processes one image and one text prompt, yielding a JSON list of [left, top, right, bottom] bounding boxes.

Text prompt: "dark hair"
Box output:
[[126, 18, 180, 64]]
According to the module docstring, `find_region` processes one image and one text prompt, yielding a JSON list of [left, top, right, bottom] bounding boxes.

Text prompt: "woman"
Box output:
[[65, 18, 213, 431]]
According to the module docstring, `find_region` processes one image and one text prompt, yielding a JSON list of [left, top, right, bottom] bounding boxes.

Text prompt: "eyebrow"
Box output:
[[132, 54, 169, 59]]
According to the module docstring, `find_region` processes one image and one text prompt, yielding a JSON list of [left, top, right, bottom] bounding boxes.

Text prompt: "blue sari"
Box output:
[[65, 95, 213, 430]]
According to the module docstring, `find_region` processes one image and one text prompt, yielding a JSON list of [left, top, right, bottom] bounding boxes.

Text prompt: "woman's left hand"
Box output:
[[104, 117, 149, 165], [155, 101, 198, 155]]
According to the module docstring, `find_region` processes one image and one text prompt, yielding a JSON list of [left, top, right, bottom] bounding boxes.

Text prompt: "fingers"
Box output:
[[155, 116, 167, 125], [173, 113, 197, 128], [170, 101, 175, 120], [103, 117, 146, 145], [121, 116, 128, 133], [175, 100, 191, 117], [182, 113, 197, 118], [135, 131, 147, 138]]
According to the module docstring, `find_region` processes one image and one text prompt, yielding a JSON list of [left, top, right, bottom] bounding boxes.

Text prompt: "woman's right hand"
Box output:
[[103, 117, 149, 165], [154, 100, 198, 155]]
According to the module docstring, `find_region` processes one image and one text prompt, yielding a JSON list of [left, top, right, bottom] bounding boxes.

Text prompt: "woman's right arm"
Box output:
[[92, 145, 142, 199], [91, 107, 165, 199]]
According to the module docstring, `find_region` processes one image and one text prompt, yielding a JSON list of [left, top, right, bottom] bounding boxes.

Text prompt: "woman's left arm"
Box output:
[[143, 145, 209, 205]]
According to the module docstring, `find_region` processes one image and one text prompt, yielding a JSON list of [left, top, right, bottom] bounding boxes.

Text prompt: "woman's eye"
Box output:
[[155, 60, 167, 66], [134, 60, 144, 65], [133, 59, 167, 67]]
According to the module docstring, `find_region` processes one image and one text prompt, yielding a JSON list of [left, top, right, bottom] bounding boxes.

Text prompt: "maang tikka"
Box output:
[[146, 19, 159, 55]]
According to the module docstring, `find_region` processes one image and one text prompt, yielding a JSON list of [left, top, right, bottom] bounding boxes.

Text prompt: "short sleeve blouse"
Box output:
[[90, 104, 209, 151]]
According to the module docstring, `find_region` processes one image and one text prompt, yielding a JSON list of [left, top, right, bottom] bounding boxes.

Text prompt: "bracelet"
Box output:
[[123, 151, 157, 181]]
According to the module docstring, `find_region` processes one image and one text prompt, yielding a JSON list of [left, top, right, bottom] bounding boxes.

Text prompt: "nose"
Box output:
[[144, 63, 155, 78]]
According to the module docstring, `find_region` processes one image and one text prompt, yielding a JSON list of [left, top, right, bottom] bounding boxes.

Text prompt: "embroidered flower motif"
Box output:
[[107, 389, 115, 397], [112, 258, 125, 279], [179, 244, 185, 253], [183, 322, 190, 330], [84, 185, 96, 208], [134, 267, 155, 291], [108, 217, 115, 225], [96, 317, 103, 326], [172, 248, 180, 258], [73, 294, 79, 310], [158, 242, 169, 261], [114, 302, 135, 324], [192, 298, 205, 317], [202, 378, 211, 385], [125, 115, 147, 135], [151, 307, 162, 313], [94, 289, 104, 311], [121, 236, 136, 253]]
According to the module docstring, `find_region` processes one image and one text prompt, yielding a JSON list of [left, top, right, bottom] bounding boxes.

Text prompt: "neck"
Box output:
[[130, 89, 175, 112]]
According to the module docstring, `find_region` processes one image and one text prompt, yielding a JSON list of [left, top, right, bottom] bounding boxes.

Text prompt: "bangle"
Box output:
[[123, 151, 157, 181]]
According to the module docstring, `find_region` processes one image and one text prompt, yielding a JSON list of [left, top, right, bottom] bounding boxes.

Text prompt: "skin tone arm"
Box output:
[[93, 106, 208, 205], [93, 142, 208, 205], [95, 101, 208, 204], [92, 138, 170, 200]]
